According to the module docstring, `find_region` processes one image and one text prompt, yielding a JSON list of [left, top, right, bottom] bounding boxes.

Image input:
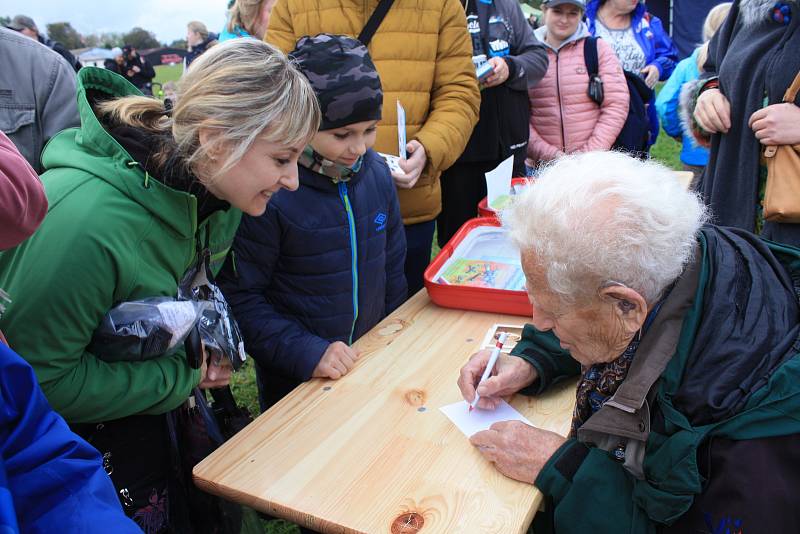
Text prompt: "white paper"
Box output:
[[485, 155, 514, 211], [440, 400, 532, 437], [397, 100, 407, 160], [156, 301, 200, 349]]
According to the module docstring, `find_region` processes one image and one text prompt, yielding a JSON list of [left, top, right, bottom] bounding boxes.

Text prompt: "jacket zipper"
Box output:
[[555, 51, 566, 151], [338, 182, 359, 344]]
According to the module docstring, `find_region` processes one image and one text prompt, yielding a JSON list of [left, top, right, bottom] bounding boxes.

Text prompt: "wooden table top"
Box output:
[[194, 291, 577, 534]]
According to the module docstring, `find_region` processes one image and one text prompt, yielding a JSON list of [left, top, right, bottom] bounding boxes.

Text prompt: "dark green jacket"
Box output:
[[0, 68, 241, 423], [513, 226, 800, 532]]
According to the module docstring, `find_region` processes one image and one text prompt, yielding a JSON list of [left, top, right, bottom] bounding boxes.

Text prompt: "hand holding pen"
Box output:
[[469, 333, 508, 412], [457, 335, 540, 411]]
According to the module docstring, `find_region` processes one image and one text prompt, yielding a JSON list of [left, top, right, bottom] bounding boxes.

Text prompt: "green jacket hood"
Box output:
[[41, 67, 199, 239]]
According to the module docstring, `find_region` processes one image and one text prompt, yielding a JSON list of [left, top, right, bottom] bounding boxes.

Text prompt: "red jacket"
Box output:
[[0, 131, 47, 250], [527, 25, 629, 163]]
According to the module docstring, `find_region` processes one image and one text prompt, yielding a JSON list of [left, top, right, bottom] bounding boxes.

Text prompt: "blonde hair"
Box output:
[[697, 3, 732, 69], [97, 39, 321, 182], [187, 20, 209, 40], [227, 0, 264, 36]]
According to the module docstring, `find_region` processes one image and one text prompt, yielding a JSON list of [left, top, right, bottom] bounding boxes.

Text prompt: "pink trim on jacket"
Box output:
[[527, 35, 629, 163], [0, 131, 47, 249]]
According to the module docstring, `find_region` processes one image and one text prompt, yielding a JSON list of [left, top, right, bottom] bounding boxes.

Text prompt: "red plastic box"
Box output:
[[424, 217, 532, 317], [477, 177, 531, 218]]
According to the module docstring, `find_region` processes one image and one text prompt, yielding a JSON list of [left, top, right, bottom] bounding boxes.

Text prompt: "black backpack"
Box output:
[[584, 36, 653, 158]]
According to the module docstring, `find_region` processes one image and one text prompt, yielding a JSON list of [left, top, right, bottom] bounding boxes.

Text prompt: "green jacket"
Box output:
[[0, 68, 241, 423], [512, 226, 800, 532]]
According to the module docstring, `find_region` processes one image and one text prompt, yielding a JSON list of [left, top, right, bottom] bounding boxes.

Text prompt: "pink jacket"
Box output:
[[0, 131, 47, 250], [527, 25, 629, 163]]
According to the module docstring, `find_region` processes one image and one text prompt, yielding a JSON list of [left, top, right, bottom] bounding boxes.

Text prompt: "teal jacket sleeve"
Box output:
[[535, 440, 649, 533], [510, 324, 581, 396]]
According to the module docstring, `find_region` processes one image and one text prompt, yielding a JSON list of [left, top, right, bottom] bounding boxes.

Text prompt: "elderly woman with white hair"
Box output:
[[458, 151, 800, 532]]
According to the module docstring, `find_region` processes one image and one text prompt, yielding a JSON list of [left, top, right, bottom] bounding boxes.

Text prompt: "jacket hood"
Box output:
[[673, 226, 800, 425], [535, 22, 590, 52], [41, 67, 201, 240]]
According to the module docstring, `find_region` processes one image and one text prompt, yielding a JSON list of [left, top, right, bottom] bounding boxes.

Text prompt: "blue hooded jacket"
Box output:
[[219, 149, 407, 382], [0, 342, 141, 534], [585, 0, 678, 146], [656, 48, 709, 167]]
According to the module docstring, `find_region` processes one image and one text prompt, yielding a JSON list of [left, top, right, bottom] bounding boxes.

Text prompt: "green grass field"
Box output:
[[154, 64, 682, 533]]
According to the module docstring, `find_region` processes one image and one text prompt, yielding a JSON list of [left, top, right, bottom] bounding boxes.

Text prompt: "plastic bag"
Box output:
[[89, 298, 208, 362], [89, 248, 247, 370]]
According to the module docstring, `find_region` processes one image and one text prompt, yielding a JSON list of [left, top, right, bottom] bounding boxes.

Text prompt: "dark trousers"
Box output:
[[403, 220, 436, 297], [437, 150, 526, 247]]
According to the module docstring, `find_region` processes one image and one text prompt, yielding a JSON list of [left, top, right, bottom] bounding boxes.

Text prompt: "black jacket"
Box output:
[[459, 0, 547, 167], [185, 33, 218, 68], [38, 36, 82, 72]]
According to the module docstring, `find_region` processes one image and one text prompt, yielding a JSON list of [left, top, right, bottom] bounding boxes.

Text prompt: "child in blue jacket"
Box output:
[[655, 2, 731, 186], [219, 34, 407, 410]]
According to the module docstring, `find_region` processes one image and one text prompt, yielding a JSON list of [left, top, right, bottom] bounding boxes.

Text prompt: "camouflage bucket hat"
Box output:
[[290, 34, 383, 131]]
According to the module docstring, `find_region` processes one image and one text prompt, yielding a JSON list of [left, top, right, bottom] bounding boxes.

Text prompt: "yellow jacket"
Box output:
[[267, 0, 480, 224]]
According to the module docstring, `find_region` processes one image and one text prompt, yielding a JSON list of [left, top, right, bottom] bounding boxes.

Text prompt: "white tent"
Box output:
[[77, 47, 118, 68]]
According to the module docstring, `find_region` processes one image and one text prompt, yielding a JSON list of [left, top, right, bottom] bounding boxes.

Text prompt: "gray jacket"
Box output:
[[0, 28, 79, 173]]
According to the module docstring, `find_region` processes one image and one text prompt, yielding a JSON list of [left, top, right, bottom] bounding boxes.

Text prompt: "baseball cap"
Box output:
[[6, 15, 37, 32], [542, 0, 586, 8]]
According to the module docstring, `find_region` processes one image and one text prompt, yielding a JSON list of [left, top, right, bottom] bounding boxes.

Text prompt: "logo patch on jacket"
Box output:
[[374, 212, 387, 232]]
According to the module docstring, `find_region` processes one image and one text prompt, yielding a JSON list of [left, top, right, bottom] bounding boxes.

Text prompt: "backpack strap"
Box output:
[[584, 36, 599, 79], [358, 0, 396, 47]]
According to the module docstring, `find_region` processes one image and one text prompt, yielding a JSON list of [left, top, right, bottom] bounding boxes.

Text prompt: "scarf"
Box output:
[[570, 337, 639, 437], [298, 146, 363, 184]]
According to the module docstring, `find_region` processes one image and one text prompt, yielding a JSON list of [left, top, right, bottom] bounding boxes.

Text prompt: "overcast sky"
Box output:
[[3, 0, 229, 44]]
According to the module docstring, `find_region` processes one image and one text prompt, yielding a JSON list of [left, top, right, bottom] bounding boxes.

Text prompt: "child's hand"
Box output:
[[312, 341, 360, 379], [392, 140, 427, 189]]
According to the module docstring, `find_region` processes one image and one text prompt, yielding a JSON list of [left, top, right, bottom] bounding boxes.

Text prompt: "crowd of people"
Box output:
[[1, 0, 800, 533]]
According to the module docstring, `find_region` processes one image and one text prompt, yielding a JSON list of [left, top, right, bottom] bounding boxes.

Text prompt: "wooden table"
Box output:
[[194, 292, 577, 534]]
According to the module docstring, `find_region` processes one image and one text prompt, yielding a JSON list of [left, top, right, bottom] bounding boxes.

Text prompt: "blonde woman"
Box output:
[[220, 0, 277, 40], [185, 20, 218, 67], [0, 39, 319, 532], [655, 2, 731, 184]]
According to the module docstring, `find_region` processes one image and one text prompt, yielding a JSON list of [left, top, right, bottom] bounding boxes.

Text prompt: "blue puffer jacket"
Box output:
[[219, 149, 407, 382], [586, 0, 678, 146], [0, 342, 141, 534]]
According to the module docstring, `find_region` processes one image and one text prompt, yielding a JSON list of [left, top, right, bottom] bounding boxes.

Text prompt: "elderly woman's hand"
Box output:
[[694, 88, 731, 134], [457, 351, 538, 410], [470, 421, 566, 484], [748, 103, 800, 146]]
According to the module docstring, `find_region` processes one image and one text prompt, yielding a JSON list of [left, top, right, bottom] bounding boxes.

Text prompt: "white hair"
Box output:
[[503, 151, 709, 305]]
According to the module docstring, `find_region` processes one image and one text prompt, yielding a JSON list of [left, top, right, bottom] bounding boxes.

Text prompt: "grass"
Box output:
[[160, 60, 681, 531]]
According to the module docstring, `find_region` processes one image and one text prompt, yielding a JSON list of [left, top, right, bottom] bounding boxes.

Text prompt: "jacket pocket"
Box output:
[[0, 106, 38, 170]]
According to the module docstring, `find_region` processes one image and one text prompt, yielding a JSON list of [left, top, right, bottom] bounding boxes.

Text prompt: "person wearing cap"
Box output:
[[526, 0, 629, 164], [5, 15, 82, 72], [0, 27, 79, 173], [120, 45, 156, 95], [219, 34, 408, 411], [267, 0, 480, 297]]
